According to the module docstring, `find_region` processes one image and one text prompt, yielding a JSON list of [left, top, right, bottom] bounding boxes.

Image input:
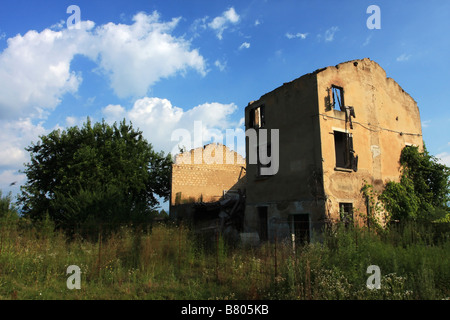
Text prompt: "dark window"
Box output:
[[334, 131, 347, 168], [249, 108, 255, 128], [332, 85, 344, 110], [339, 203, 353, 226], [334, 131, 358, 171], [257, 206, 268, 241], [249, 105, 265, 128], [289, 214, 310, 244]]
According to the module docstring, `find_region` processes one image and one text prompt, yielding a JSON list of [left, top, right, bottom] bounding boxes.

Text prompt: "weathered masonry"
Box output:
[[170, 143, 246, 206], [244, 58, 423, 243], [169, 143, 246, 237]]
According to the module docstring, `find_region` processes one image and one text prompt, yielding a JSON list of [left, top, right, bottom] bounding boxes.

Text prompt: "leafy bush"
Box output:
[[380, 145, 449, 223]]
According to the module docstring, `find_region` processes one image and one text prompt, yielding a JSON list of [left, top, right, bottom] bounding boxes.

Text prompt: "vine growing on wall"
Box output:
[[361, 182, 386, 232]]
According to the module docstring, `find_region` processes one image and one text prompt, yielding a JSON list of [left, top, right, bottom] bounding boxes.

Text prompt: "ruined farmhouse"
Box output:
[[170, 58, 423, 244], [169, 143, 246, 238]]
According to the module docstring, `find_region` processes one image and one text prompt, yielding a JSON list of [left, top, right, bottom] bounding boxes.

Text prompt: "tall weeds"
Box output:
[[0, 219, 448, 300]]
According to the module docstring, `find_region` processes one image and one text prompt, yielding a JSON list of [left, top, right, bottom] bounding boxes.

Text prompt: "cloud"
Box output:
[[85, 96, 96, 106], [324, 26, 339, 42], [363, 34, 372, 46], [214, 59, 227, 71], [208, 7, 240, 39], [436, 152, 450, 167], [92, 12, 206, 98], [239, 42, 250, 50], [65, 116, 78, 127], [0, 118, 48, 197], [0, 26, 89, 119], [190, 16, 209, 37], [0, 118, 47, 169], [101, 97, 241, 156], [0, 11, 235, 198], [65, 116, 89, 127], [103, 104, 126, 121], [50, 20, 66, 31], [0, 97, 242, 196], [0, 11, 207, 118], [396, 53, 412, 62], [0, 170, 26, 199], [285, 32, 308, 39], [254, 20, 261, 26]]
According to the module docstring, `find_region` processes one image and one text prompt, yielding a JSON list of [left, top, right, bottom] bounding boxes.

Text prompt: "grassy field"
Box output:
[[0, 218, 449, 300]]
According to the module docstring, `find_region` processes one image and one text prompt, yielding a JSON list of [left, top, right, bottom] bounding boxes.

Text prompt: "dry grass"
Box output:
[[0, 219, 449, 300]]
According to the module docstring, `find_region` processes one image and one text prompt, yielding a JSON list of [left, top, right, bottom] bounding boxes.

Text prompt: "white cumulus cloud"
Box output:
[[0, 118, 47, 169], [0, 25, 91, 119], [91, 12, 206, 98], [102, 97, 241, 156], [103, 104, 126, 121], [0, 117, 49, 197], [0, 12, 207, 119], [208, 7, 240, 40]]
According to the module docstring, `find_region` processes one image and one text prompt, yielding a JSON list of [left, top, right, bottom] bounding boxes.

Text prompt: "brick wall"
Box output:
[[171, 143, 246, 205]]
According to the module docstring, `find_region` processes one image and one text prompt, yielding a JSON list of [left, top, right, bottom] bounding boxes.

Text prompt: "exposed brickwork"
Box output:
[[171, 143, 246, 205]]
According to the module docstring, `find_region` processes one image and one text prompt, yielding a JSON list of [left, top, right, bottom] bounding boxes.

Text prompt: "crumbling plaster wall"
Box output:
[[316, 58, 423, 224], [244, 58, 423, 240], [244, 71, 325, 239]]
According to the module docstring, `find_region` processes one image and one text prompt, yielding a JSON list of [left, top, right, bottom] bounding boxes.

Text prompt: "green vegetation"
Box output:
[[0, 219, 448, 300], [2, 128, 448, 300], [18, 118, 172, 232], [380, 145, 449, 223]]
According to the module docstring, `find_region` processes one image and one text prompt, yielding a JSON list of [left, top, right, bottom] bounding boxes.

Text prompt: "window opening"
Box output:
[[332, 85, 344, 110], [334, 131, 358, 171], [339, 203, 353, 227], [249, 105, 265, 128]]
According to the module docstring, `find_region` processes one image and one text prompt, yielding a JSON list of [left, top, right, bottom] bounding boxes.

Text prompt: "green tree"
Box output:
[[18, 118, 172, 230], [381, 145, 449, 222]]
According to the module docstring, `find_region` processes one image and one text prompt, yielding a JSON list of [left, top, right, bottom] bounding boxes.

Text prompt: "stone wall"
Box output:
[[170, 143, 246, 206]]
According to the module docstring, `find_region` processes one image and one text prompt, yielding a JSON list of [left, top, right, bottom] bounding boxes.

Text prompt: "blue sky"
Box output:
[[1, 0, 449, 209]]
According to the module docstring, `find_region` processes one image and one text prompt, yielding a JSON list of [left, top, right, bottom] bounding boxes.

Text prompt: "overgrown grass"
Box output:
[[0, 218, 449, 300]]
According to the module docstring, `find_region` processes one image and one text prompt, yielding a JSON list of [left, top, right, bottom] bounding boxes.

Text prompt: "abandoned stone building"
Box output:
[[169, 143, 246, 238], [244, 58, 423, 243], [170, 58, 423, 244]]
